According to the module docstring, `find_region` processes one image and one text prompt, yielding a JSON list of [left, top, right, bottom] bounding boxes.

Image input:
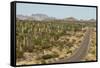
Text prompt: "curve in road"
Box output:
[[51, 28, 91, 63]]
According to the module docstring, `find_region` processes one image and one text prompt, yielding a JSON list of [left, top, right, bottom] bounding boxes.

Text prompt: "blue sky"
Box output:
[[16, 3, 96, 20]]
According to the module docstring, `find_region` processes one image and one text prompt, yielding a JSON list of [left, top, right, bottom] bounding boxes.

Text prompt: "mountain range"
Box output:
[[17, 14, 96, 22]]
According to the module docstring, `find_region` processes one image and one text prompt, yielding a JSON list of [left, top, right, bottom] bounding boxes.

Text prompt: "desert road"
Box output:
[[52, 28, 91, 63]]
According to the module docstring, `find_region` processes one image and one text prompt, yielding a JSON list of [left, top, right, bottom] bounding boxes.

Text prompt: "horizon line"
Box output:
[[16, 13, 96, 20]]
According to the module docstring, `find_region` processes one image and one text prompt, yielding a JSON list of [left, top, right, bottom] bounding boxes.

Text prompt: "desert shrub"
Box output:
[[16, 49, 24, 59], [41, 53, 59, 60], [72, 39, 76, 43], [41, 59, 46, 64], [23, 45, 34, 52], [42, 54, 53, 59], [67, 50, 72, 54], [67, 42, 73, 48]]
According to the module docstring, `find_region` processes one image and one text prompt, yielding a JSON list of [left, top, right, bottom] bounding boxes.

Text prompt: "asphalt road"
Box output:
[[52, 28, 91, 63]]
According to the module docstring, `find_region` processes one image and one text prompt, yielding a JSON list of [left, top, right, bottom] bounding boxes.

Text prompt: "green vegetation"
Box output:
[[16, 20, 96, 64]]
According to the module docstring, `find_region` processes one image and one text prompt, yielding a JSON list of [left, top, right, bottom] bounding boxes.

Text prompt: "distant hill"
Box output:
[[63, 17, 78, 21], [79, 19, 96, 23], [17, 14, 56, 21], [17, 15, 29, 20], [87, 19, 96, 22]]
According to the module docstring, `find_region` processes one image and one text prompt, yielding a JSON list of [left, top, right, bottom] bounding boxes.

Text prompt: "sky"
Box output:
[[16, 3, 96, 20]]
